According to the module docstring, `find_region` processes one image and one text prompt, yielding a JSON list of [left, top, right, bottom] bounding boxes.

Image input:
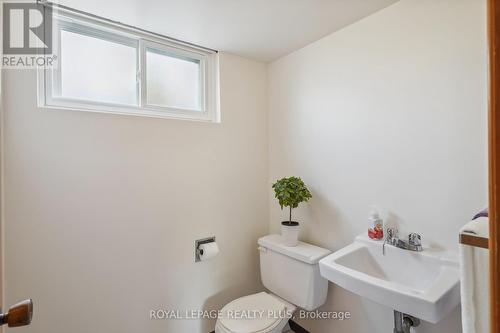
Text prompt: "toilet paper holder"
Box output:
[[195, 236, 216, 262]]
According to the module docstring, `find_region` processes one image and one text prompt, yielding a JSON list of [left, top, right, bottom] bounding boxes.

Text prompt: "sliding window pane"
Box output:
[[146, 49, 201, 111], [59, 30, 138, 105]]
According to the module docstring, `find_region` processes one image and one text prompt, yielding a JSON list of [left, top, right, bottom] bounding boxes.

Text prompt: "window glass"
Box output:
[[59, 29, 138, 105], [146, 48, 201, 111]]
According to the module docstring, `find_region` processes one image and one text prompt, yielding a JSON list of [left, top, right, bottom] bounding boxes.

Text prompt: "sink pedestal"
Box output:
[[393, 311, 420, 333]]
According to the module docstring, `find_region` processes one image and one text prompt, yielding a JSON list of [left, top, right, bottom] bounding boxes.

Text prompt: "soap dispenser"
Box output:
[[368, 206, 384, 240]]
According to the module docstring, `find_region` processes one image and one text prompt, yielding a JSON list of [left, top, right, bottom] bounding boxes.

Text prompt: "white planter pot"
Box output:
[[281, 222, 300, 246]]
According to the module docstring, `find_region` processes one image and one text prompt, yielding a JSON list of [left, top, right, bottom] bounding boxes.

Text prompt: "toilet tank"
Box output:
[[258, 234, 331, 311]]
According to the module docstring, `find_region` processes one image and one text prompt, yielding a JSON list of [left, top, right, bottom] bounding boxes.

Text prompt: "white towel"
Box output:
[[459, 217, 489, 333]]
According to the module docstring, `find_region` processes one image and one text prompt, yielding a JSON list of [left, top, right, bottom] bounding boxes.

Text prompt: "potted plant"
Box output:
[[272, 176, 312, 246]]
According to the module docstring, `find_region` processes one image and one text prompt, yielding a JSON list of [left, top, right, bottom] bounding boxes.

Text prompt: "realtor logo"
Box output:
[[2, 2, 52, 54], [1, 2, 56, 68]]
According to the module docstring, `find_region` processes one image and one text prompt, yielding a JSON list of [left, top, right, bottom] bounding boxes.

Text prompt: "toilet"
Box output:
[[215, 234, 331, 333]]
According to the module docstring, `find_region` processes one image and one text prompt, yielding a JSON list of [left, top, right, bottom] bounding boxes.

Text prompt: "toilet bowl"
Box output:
[[215, 292, 296, 333], [215, 234, 331, 333]]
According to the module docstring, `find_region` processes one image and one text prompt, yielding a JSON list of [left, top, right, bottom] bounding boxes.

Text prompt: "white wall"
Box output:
[[268, 0, 487, 332], [2, 52, 268, 333]]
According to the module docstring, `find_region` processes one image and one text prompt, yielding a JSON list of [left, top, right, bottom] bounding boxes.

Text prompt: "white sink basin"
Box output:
[[319, 235, 460, 323]]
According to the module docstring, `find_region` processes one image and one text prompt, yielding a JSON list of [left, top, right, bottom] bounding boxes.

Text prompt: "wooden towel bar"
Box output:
[[460, 233, 489, 249]]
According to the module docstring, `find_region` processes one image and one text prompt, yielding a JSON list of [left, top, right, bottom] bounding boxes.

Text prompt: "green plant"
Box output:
[[272, 176, 312, 225]]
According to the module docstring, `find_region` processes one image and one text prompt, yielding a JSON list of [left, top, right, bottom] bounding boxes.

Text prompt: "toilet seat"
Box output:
[[216, 292, 294, 333]]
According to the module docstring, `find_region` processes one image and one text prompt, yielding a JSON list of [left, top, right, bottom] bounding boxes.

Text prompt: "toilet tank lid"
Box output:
[[258, 234, 331, 264]]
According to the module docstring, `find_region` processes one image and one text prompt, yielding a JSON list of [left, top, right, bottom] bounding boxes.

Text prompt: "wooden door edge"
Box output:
[[489, 1, 500, 332]]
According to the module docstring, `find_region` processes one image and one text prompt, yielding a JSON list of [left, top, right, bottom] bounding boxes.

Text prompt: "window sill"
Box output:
[[39, 99, 220, 123]]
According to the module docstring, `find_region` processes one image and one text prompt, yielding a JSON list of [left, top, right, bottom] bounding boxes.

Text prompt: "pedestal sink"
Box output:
[[319, 235, 460, 324]]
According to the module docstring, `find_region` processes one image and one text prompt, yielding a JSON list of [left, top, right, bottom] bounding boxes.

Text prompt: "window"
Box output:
[[145, 45, 202, 111], [39, 10, 219, 122], [59, 28, 138, 106]]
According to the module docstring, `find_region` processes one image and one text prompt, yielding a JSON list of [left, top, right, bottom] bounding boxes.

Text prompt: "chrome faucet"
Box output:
[[383, 227, 423, 255]]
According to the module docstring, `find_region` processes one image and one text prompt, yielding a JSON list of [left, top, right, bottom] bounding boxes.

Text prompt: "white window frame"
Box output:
[[38, 10, 220, 122], [141, 40, 206, 113]]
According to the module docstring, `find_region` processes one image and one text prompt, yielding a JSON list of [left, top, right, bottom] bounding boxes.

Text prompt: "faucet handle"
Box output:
[[386, 227, 398, 239], [408, 233, 422, 246]]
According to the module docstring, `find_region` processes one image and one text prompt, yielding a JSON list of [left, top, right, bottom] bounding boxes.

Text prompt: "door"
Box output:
[[489, 1, 500, 333]]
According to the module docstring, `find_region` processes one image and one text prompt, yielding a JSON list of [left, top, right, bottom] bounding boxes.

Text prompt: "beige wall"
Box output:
[[268, 0, 487, 332], [2, 52, 268, 333]]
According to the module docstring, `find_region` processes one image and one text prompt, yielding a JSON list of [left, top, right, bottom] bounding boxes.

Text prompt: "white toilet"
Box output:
[[215, 234, 331, 333]]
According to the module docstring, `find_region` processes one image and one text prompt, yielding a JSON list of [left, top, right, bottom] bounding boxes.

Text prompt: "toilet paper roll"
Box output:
[[198, 242, 219, 261]]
